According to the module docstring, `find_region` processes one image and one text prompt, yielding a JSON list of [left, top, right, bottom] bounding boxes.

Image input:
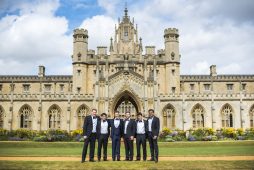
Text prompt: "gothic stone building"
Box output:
[[0, 8, 254, 132]]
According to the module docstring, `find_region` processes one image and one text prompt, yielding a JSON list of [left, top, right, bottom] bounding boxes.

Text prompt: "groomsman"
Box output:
[[97, 113, 110, 161], [123, 111, 136, 161], [81, 108, 100, 163], [135, 112, 147, 161], [110, 111, 123, 161], [147, 109, 160, 163]]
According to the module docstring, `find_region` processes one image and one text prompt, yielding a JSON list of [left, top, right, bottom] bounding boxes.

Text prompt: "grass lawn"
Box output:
[[0, 140, 253, 157], [0, 160, 254, 170]]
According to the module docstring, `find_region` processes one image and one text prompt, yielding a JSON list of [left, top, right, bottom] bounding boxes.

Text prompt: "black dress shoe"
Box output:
[[98, 159, 101, 162], [103, 159, 108, 161], [154, 158, 158, 163], [81, 160, 85, 163], [125, 159, 129, 161], [117, 158, 120, 161], [89, 160, 96, 162]]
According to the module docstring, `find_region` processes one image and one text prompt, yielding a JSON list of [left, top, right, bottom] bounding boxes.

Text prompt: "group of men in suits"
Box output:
[[81, 108, 160, 163]]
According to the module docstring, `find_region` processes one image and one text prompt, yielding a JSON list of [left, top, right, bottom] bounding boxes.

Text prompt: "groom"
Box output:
[[81, 108, 100, 163]]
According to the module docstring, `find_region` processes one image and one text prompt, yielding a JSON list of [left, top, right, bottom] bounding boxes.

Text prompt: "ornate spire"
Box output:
[[124, 2, 128, 17], [110, 37, 113, 52]]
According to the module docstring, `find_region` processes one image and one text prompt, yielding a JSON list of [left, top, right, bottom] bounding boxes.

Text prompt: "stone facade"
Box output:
[[0, 8, 254, 131]]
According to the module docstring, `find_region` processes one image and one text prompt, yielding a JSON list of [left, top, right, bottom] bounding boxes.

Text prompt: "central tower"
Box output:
[[111, 7, 142, 56]]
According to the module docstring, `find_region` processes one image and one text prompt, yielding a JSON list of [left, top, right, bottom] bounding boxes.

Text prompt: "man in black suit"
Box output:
[[97, 113, 110, 161], [123, 111, 136, 161], [147, 109, 160, 163], [110, 111, 123, 161], [135, 112, 147, 161], [81, 108, 99, 163]]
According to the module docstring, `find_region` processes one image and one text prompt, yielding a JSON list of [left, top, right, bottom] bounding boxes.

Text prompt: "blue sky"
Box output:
[[0, 0, 254, 75]]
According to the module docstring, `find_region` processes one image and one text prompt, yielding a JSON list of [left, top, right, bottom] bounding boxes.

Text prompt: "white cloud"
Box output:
[[189, 61, 210, 75], [80, 15, 116, 51], [0, 0, 72, 75], [97, 0, 121, 16], [1, 0, 254, 75]]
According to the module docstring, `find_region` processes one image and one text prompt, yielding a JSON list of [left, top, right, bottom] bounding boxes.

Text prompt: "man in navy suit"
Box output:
[[81, 108, 100, 163], [123, 111, 136, 161], [147, 109, 160, 163], [110, 111, 123, 161], [97, 113, 110, 161], [135, 112, 148, 161]]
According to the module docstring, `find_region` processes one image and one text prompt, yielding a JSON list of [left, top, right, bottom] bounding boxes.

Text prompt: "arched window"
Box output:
[[192, 104, 205, 128], [0, 106, 4, 128], [250, 105, 254, 128], [48, 105, 61, 129], [163, 104, 176, 129], [221, 104, 233, 128], [19, 105, 33, 129], [77, 105, 89, 129]]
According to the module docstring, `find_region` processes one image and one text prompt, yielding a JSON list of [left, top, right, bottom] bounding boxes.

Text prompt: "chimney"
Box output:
[[38, 65, 45, 77], [210, 65, 217, 77]]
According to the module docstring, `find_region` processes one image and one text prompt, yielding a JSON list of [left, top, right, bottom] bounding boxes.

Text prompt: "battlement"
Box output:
[[164, 28, 179, 36], [73, 28, 88, 36]]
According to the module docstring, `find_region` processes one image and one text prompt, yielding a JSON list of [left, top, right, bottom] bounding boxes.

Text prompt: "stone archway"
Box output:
[[111, 90, 141, 118]]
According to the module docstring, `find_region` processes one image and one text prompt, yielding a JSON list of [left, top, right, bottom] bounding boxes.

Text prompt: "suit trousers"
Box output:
[[124, 134, 134, 160], [112, 135, 121, 160], [97, 134, 109, 160], [148, 132, 159, 160], [82, 133, 97, 161], [136, 134, 147, 160]]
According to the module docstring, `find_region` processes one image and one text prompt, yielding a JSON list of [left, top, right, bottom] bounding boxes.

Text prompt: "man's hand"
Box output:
[[153, 136, 157, 139], [130, 136, 134, 140], [84, 136, 87, 139]]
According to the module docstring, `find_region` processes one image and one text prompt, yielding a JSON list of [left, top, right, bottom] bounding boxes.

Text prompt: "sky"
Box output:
[[0, 0, 254, 75]]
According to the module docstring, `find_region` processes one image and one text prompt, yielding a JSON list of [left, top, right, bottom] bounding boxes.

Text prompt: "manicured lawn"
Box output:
[[0, 141, 253, 157], [0, 160, 254, 170]]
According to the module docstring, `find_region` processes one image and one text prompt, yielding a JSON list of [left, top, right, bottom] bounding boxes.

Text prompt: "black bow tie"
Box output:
[[115, 118, 119, 120], [138, 120, 142, 122], [103, 120, 106, 122], [93, 116, 97, 119]]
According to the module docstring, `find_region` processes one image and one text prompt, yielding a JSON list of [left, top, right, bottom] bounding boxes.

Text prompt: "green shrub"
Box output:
[[15, 129, 37, 139], [0, 128, 8, 136], [165, 135, 175, 142], [33, 136, 47, 142], [221, 128, 236, 138]]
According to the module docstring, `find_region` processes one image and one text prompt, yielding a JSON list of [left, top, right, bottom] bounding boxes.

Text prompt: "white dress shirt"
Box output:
[[100, 120, 108, 134], [124, 119, 130, 134], [148, 116, 154, 132], [136, 120, 145, 134], [114, 119, 120, 128], [92, 116, 97, 133]]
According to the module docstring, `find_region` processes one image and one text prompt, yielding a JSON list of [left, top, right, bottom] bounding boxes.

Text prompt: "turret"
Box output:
[[164, 28, 180, 63], [163, 28, 180, 94], [72, 28, 89, 94], [73, 28, 88, 63]]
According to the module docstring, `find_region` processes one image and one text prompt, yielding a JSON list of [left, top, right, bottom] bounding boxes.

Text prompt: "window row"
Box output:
[[185, 83, 247, 92], [0, 105, 89, 129], [162, 103, 254, 129]]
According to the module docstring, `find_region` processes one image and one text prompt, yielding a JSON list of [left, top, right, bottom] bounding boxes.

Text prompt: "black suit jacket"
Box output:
[[123, 119, 136, 138], [82, 115, 100, 137], [110, 119, 123, 138], [135, 119, 148, 138], [148, 116, 160, 137], [96, 119, 111, 138]]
